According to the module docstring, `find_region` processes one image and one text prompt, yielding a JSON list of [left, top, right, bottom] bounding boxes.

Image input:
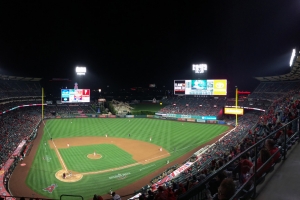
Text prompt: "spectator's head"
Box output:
[[260, 148, 271, 163], [241, 153, 247, 160], [218, 178, 236, 200], [265, 139, 275, 150], [216, 171, 227, 182]]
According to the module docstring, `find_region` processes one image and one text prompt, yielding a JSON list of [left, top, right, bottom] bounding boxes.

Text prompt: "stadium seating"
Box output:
[[1, 76, 300, 200]]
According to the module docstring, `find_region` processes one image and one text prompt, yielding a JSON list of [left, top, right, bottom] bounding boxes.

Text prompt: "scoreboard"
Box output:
[[174, 79, 227, 95], [61, 89, 90, 103]]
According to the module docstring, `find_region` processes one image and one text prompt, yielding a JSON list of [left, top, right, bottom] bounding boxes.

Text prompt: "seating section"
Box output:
[[0, 78, 300, 199], [131, 85, 300, 199], [0, 79, 42, 99], [160, 97, 226, 116]]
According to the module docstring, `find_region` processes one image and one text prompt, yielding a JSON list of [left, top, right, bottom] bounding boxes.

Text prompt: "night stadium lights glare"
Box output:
[[290, 49, 296, 67], [192, 64, 207, 74], [76, 66, 86, 75]]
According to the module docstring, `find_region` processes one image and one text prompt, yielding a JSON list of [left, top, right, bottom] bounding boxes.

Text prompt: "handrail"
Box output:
[[178, 115, 300, 200]]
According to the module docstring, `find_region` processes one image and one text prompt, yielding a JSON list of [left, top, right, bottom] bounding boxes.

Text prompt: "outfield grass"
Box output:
[[27, 118, 229, 199]]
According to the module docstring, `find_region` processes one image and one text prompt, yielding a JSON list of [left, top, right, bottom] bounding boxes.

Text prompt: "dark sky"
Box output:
[[0, 1, 300, 93]]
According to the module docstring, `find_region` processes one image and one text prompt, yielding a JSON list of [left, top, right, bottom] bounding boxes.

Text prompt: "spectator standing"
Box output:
[[265, 139, 281, 164], [111, 192, 121, 200]]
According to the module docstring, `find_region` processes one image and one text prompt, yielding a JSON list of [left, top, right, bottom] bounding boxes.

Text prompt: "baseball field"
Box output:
[[9, 118, 230, 199]]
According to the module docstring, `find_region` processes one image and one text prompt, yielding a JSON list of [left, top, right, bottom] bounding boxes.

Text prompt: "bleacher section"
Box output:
[[0, 76, 300, 199]]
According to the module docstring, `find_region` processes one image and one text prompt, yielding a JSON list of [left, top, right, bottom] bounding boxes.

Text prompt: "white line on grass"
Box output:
[[42, 120, 68, 172]]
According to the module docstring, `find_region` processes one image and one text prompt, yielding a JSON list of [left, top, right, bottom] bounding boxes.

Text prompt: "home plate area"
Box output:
[[55, 170, 83, 182]]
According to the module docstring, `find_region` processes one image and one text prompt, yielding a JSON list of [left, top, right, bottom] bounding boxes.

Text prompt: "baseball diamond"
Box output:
[[9, 118, 230, 199]]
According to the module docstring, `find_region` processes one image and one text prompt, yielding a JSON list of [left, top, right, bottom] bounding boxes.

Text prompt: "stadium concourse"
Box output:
[[0, 76, 300, 199]]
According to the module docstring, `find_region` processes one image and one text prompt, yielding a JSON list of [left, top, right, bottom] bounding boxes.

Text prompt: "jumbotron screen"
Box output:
[[61, 89, 90, 103], [174, 79, 227, 95]]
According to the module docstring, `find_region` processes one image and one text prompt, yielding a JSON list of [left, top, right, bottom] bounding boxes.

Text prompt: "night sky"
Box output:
[[0, 1, 300, 93]]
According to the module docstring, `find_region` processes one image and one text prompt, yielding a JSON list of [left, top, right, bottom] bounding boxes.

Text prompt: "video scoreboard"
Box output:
[[174, 79, 227, 95], [61, 89, 90, 103]]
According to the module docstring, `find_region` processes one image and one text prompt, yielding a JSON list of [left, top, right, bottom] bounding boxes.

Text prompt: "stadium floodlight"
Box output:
[[290, 49, 296, 67], [192, 64, 207, 74], [76, 66, 86, 75]]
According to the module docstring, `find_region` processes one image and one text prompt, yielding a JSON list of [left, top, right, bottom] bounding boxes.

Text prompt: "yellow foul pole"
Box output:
[[42, 87, 44, 120], [235, 87, 238, 126]]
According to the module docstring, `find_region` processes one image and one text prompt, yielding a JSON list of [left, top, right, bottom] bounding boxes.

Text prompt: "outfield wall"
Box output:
[[49, 114, 227, 125]]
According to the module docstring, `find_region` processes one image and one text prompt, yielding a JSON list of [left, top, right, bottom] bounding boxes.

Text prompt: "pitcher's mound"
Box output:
[[87, 153, 102, 159], [55, 170, 83, 182]]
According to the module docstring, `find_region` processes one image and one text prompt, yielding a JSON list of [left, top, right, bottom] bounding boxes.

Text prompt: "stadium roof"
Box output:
[[255, 51, 300, 82], [0, 74, 42, 81]]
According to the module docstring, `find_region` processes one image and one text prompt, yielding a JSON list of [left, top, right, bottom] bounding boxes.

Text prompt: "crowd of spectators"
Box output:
[[0, 79, 41, 99], [0, 107, 41, 167], [160, 97, 226, 116], [44, 104, 96, 118], [1, 79, 300, 199], [133, 84, 300, 199]]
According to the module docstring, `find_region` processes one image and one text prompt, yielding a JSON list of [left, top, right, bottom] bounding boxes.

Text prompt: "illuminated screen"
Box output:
[[61, 89, 90, 103], [224, 107, 244, 115], [174, 79, 227, 95]]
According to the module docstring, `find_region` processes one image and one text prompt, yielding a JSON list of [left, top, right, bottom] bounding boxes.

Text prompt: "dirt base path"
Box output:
[[9, 120, 233, 199], [49, 137, 170, 165]]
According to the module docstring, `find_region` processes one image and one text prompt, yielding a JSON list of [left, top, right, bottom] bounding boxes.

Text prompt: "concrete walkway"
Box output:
[[256, 142, 300, 200]]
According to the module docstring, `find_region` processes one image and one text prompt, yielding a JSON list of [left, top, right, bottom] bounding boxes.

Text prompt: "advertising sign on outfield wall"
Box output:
[[196, 119, 206, 123], [155, 113, 216, 120], [126, 115, 134, 118], [207, 120, 217, 124], [147, 115, 154, 118], [187, 118, 195, 122], [99, 115, 107, 118]]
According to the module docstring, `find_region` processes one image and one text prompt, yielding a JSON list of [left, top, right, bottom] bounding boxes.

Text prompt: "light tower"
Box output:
[[75, 66, 86, 89]]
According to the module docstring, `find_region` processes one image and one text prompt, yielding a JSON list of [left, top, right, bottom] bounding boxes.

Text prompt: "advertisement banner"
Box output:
[[224, 107, 244, 115], [181, 114, 192, 119], [126, 115, 134, 118], [201, 116, 217, 120], [99, 115, 107, 118], [147, 115, 154, 118], [177, 118, 186, 121], [166, 113, 177, 118], [108, 115, 116, 118], [207, 120, 217, 124], [134, 115, 147, 118], [196, 119, 206, 123], [187, 118, 195, 122], [218, 120, 226, 124]]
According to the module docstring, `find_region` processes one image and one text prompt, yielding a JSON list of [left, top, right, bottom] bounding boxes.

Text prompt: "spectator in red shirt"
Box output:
[[239, 154, 253, 183], [174, 183, 186, 197], [217, 178, 236, 200], [255, 149, 272, 178], [287, 127, 294, 138], [265, 139, 281, 164]]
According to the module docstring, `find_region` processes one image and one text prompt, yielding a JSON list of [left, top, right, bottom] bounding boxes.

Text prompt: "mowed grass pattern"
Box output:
[[27, 118, 229, 199], [59, 144, 136, 172]]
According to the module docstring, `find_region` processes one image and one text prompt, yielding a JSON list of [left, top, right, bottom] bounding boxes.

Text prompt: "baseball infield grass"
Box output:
[[60, 144, 136, 172], [26, 118, 229, 199]]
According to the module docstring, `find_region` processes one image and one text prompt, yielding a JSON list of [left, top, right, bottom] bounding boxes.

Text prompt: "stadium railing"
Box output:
[[178, 115, 300, 200]]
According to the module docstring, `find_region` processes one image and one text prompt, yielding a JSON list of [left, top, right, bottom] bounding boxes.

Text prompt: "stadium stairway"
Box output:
[[255, 141, 300, 200]]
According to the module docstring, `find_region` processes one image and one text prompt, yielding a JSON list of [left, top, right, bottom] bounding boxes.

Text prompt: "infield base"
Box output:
[[55, 170, 83, 182]]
